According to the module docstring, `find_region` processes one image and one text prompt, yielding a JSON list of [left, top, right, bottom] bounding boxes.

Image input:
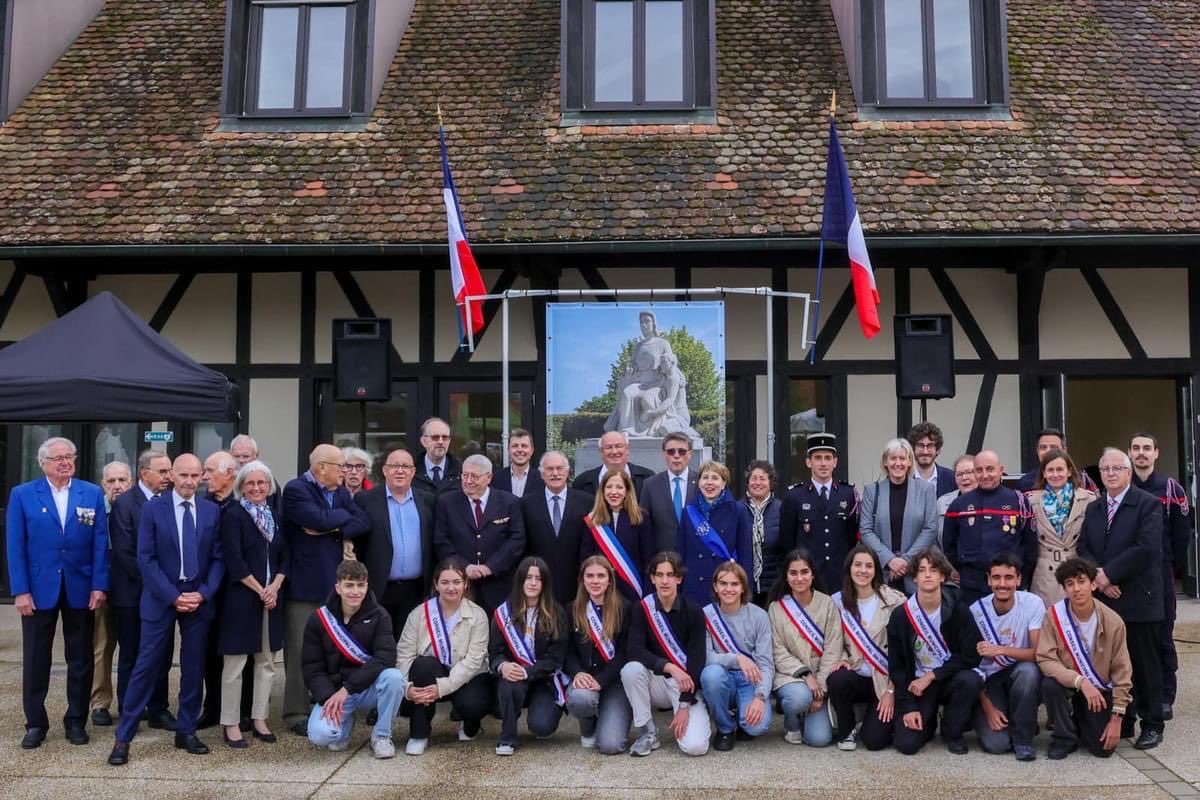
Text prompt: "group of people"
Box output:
[[4, 417, 1189, 766]]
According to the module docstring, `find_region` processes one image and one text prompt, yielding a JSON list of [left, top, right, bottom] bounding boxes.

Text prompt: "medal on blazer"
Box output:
[[967, 504, 976, 526]]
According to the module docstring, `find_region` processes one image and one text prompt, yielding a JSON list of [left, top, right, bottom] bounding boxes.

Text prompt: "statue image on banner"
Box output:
[[545, 302, 724, 474]]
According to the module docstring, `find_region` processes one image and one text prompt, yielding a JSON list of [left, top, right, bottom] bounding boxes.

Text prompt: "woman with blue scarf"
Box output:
[[218, 459, 289, 747], [677, 461, 753, 605], [1028, 448, 1096, 606]]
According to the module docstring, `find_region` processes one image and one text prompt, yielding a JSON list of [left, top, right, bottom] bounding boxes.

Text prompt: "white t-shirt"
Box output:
[[1074, 610, 1099, 655], [913, 606, 943, 677], [974, 590, 1044, 678], [834, 592, 882, 678]]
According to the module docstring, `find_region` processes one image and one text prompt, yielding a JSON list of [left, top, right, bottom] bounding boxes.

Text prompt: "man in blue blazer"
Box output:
[[280, 444, 371, 735], [109, 454, 224, 765], [7, 437, 109, 749], [907, 422, 958, 498]]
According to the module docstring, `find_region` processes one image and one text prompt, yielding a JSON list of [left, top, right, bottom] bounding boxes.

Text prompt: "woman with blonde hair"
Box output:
[[564, 556, 632, 754], [859, 438, 938, 593], [677, 460, 753, 605], [581, 470, 654, 604]]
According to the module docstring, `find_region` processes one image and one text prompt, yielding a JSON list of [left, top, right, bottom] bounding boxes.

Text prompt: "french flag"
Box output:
[[440, 126, 486, 340], [820, 118, 880, 339]]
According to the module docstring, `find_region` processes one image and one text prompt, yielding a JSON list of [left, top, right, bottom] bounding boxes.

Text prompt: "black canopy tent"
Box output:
[[0, 291, 238, 420]]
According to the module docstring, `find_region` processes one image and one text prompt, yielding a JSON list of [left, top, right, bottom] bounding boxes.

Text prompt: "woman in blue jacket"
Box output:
[[676, 460, 753, 605]]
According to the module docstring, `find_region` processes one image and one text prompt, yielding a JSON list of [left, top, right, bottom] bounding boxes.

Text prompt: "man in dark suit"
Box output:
[[7, 437, 109, 750], [108, 449, 177, 732], [434, 454, 525, 611], [521, 450, 592, 606], [907, 422, 957, 498], [492, 428, 545, 498], [573, 430, 655, 499], [414, 417, 462, 495], [108, 453, 224, 765], [639, 432, 698, 553], [1017, 428, 1098, 492], [354, 447, 435, 637], [280, 444, 372, 736], [1078, 447, 1165, 751]]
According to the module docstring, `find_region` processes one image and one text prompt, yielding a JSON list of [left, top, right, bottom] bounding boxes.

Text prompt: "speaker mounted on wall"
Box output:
[[894, 314, 955, 400], [333, 318, 392, 402]]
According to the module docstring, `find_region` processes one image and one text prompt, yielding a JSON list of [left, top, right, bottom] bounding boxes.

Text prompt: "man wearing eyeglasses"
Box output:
[[639, 433, 699, 553], [573, 430, 655, 500], [354, 448, 435, 636], [414, 417, 461, 494], [280, 444, 372, 736], [7, 437, 108, 750], [1077, 447, 1165, 751]]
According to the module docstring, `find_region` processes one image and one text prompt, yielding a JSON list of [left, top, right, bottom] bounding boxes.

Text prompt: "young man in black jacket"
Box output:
[[302, 560, 403, 759], [887, 549, 982, 755]]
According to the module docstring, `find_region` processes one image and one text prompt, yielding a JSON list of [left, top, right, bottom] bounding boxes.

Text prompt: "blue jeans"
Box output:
[[776, 681, 834, 746], [566, 684, 632, 754], [700, 665, 772, 736], [307, 668, 405, 747]]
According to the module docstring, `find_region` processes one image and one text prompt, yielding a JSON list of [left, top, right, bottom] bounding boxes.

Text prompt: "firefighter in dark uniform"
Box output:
[[778, 433, 859, 594], [943, 449, 1038, 607], [1130, 432, 1191, 721]]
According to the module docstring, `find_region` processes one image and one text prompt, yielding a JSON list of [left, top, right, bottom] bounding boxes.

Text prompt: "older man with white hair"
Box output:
[[433, 454, 525, 611]]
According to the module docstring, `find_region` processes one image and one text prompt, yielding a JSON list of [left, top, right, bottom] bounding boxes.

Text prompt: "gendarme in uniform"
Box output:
[[778, 433, 859, 594]]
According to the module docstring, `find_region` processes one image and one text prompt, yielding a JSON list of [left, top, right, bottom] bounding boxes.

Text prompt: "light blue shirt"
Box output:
[[387, 485, 423, 581]]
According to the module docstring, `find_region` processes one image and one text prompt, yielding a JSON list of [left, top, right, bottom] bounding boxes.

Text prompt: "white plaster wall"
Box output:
[[1099, 269, 1189, 359], [691, 268, 772, 360], [251, 273, 302, 363], [1039, 270, 1126, 359], [845, 374, 897, 484], [249, 378, 300, 482], [434, 270, 536, 362]]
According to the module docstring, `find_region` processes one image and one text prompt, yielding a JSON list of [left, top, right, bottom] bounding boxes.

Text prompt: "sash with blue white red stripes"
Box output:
[[835, 595, 887, 676], [1049, 599, 1112, 689], [685, 505, 733, 561], [423, 597, 453, 667], [904, 595, 950, 669], [777, 595, 825, 657], [316, 606, 370, 666], [495, 601, 569, 705], [641, 595, 688, 671], [703, 603, 751, 657], [970, 598, 1015, 677], [584, 513, 643, 597], [584, 602, 616, 663]]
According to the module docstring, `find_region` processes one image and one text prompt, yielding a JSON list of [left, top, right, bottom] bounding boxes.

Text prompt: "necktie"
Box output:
[[551, 495, 562, 536], [432, 466, 442, 484], [1107, 496, 1117, 529], [821, 486, 829, 501], [181, 500, 198, 580], [474, 498, 484, 528], [672, 477, 683, 522]]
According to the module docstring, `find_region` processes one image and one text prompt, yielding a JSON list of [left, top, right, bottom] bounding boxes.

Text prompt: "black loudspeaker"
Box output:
[[333, 318, 392, 401], [895, 314, 955, 399]]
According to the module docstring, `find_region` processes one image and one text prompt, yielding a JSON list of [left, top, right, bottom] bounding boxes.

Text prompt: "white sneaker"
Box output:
[[837, 731, 858, 751], [580, 735, 597, 749], [371, 735, 396, 759], [784, 730, 804, 745], [328, 740, 349, 752], [458, 724, 477, 742], [495, 743, 515, 756], [405, 738, 428, 756]]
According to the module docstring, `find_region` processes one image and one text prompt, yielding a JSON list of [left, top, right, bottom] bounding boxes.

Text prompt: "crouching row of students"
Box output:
[[303, 543, 1130, 761]]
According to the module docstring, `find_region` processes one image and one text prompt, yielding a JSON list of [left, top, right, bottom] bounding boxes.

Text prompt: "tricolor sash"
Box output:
[[970, 598, 1015, 673], [904, 596, 950, 669], [778, 595, 825, 657], [837, 603, 888, 676], [584, 602, 616, 662], [703, 603, 751, 657], [316, 606, 370, 666], [641, 595, 688, 671], [1049, 600, 1112, 690], [495, 602, 569, 705], [584, 514, 643, 597], [685, 505, 733, 561], [423, 597, 453, 667]]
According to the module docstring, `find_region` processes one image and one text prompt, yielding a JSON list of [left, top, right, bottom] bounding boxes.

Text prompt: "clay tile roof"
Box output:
[[0, 0, 1196, 246]]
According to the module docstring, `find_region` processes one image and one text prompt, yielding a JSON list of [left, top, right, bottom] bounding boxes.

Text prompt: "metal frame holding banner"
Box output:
[[460, 287, 815, 468]]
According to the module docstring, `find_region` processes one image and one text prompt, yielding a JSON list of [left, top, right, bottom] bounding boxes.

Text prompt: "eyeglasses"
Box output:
[[601, 444, 627, 452], [344, 464, 368, 472], [664, 448, 690, 457], [954, 471, 975, 479], [46, 455, 77, 463], [383, 463, 415, 471], [319, 461, 347, 471], [913, 442, 939, 451], [1098, 466, 1130, 474], [424, 434, 451, 442]]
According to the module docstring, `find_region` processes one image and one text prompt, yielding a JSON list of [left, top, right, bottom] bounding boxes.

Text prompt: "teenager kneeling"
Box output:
[[565, 556, 633, 754], [488, 556, 569, 756], [396, 558, 492, 756], [700, 561, 774, 750]]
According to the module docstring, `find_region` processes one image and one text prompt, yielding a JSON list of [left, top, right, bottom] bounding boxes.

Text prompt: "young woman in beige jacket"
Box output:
[[1026, 449, 1097, 606], [396, 558, 492, 755], [768, 549, 843, 746]]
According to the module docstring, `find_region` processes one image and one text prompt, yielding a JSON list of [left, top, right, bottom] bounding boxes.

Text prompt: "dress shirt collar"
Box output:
[[139, 481, 157, 500], [386, 484, 413, 504], [1106, 486, 1130, 508]]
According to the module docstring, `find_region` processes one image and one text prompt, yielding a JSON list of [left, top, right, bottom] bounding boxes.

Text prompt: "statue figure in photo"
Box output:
[[605, 310, 700, 439]]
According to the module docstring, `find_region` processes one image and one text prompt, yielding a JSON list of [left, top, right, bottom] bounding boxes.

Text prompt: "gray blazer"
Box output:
[[859, 477, 937, 592], [640, 469, 698, 553]]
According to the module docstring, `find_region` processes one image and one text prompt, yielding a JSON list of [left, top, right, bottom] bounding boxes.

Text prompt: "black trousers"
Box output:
[[201, 592, 252, 721], [893, 673, 975, 755], [112, 605, 170, 718], [1161, 563, 1178, 705], [405, 655, 493, 739], [826, 669, 892, 750], [21, 588, 93, 730], [1126, 620, 1165, 732], [496, 675, 562, 746], [1041, 676, 1115, 757], [381, 579, 426, 639]]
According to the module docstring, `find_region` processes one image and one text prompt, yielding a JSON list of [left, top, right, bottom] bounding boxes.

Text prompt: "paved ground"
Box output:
[[1, 601, 1199, 800]]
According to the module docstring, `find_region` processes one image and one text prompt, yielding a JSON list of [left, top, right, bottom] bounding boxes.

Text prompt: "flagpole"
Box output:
[[438, 101, 468, 350], [809, 91, 836, 365]]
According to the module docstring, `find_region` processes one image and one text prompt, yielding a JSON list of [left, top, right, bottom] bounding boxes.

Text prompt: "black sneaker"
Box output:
[[91, 708, 113, 727], [713, 731, 735, 752], [945, 736, 968, 755], [1047, 741, 1078, 760]]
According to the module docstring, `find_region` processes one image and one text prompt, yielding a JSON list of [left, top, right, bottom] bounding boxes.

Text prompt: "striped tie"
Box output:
[[1106, 496, 1118, 528]]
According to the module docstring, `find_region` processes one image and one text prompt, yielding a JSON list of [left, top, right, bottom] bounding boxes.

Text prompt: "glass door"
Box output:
[[318, 379, 418, 486], [438, 380, 534, 469]]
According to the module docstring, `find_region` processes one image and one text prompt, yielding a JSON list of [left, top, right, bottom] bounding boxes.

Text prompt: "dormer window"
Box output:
[[562, 0, 715, 115]]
